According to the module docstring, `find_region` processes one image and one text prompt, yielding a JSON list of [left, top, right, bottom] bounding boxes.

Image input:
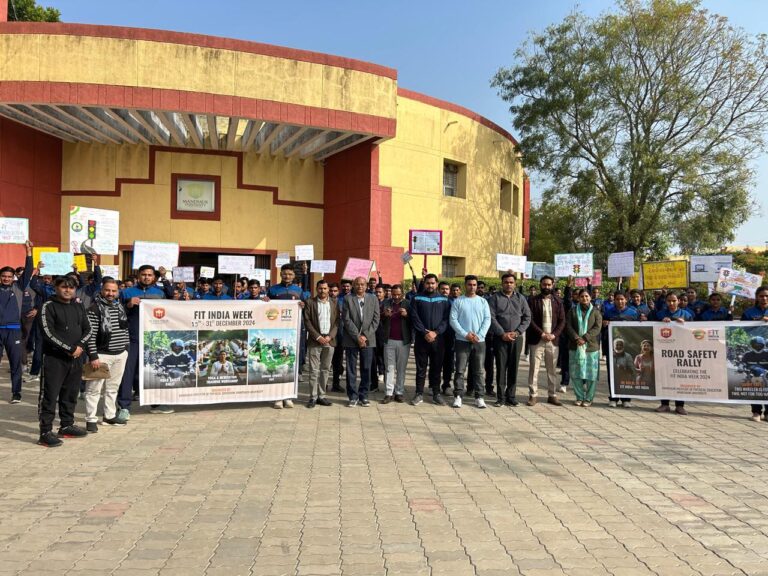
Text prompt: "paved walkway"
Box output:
[[1, 358, 767, 576]]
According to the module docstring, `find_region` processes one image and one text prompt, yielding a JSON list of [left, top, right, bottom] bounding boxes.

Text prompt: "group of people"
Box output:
[[3, 248, 768, 448]]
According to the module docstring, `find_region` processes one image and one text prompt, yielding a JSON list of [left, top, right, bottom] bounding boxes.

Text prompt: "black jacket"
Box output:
[[40, 298, 92, 359]]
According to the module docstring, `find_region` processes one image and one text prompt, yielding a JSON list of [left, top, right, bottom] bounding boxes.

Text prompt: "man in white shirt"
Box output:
[[304, 280, 339, 408]]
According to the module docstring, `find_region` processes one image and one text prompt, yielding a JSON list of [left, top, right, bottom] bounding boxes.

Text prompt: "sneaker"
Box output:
[[307, 398, 316, 409], [117, 408, 130, 421], [57, 425, 87, 438], [411, 394, 423, 406], [149, 405, 175, 414], [475, 397, 487, 409], [38, 431, 63, 448], [273, 401, 284, 409], [381, 395, 393, 404], [452, 396, 462, 408], [751, 413, 762, 422], [575, 400, 583, 407], [559, 386, 567, 394], [360, 399, 370, 407], [505, 399, 519, 407], [10, 393, 21, 404], [394, 394, 404, 403], [582, 401, 592, 407], [432, 393, 446, 406], [441, 385, 452, 394], [494, 400, 504, 407], [86, 422, 98, 433], [283, 399, 294, 409], [656, 404, 671, 413], [608, 401, 617, 408], [103, 416, 127, 426], [622, 401, 633, 408], [22, 373, 36, 382], [347, 399, 358, 407]]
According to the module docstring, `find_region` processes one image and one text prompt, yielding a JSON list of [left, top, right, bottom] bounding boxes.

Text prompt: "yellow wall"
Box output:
[[60, 143, 324, 268], [0, 33, 396, 120], [379, 96, 524, 278]]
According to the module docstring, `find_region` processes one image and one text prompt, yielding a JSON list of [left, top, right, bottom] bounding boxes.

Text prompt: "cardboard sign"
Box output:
[[555, 253, 594, 278], [690, 255, 734, 283], [100, 265, 120, 279], [32, 246, 59, 266], [401, 251, 413, 264], [40, 252, 75, 276], [0, 218, 29, 244], [409, 229, 442, 255], [341, 258, 374, 280], [200, 266, 216, 279], [69, 206, 120, 255], [275, 252, 291, 268], [641, 260, 688, 290], [532, 263, 556, 280], [73, 254, 87, 271], [172, 266, 195, 282], [248, 269, 270, 285], [592, 270, 603, 287], [496, 253, 527, 273], [524, 262, 534, 279], [607, 251, 635, 278], [132, 241, 179, 269], [295, 245, 315, 261], [218, 255, 256, 275], [311, 260, 336, 274], [716, 267, 763, 299], [574, 277, 589, 288]]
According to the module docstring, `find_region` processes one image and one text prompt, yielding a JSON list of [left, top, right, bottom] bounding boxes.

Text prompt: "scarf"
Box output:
[[575, 303, 593, 361], [91, 294, 128, 347]]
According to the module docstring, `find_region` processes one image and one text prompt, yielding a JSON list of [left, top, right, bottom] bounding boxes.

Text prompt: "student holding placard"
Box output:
[[741, 287, 768, 422], [652, 293, 693, 415], [0, 241, 33, 403]]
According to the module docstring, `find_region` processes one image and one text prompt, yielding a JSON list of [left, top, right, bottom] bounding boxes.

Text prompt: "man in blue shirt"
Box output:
[[449, 275, 491, 409], [1, 241, 33, 403], [741, 286, 768, 422], [203, 277, 232, 300]]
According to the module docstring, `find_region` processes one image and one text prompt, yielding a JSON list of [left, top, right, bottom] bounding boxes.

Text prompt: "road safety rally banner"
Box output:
[[139, 300, 300, 405], [609, 321, 768, 404]]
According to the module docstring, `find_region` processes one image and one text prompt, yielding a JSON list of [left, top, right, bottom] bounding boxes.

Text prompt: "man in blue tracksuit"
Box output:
[[1, 240, 33, 403], [409, 273, 451, 406], [118, 265, 174, 419]]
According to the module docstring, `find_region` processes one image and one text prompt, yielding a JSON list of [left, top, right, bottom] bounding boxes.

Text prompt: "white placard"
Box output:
[[311, 260, 336, 274], [218, 255, 256, 275], [132, 241, 179, 269], [555, 253, 594, 278], [716, 267, 764, 299], [295, 244, 315, 261], [249, 269, 270, 285], [496, 253, 527, 273], [200, 266, 216, 279], [0, 218, 29, 244], [100, 265, 120, 279], [172, 266, 195, 283], [409, 229, 442, 255], [690, 255, 734, 283], [40, 252, 74, 276], [524, 262, 534, 279], [275, 252, 291, 268], [607, 251, 635, 278], [69, 206, 120, 255], [401, 251, 413, 264]]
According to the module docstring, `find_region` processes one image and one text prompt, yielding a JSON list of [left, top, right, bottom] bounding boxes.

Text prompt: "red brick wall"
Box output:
[[0, 118, 62, 266]]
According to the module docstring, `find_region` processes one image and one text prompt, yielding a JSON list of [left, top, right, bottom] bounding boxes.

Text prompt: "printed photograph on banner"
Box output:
[[726, 325, 768, 402], [611, 326, 656, 396], [247, 328, 297, 384], [197, 330, 249, 387], [143, 330, 197, 389]]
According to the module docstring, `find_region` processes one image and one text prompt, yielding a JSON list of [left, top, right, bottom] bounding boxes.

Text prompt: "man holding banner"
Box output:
[[741, 286, 768, 421]]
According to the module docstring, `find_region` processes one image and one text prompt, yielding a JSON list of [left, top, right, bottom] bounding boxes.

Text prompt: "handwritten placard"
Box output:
[[532, 263, 556, 280], [496, 253, 527, 273], [341, 258, 374, 280], [409, 229, 442, 255], [607, 251, 635, 278], [199, 266, 216, 279], [555, 253, 594, 278], [248, 269, 270, 285], [690, 255, 734, 283], [641, 260, 689, 290], [172, 266, 195, 282], [592, 270, 603, 287], [401, 251, 413, 264], [132, 241, 179, 269], [69, 206, 120, 255], [0, 218, 29, 244], [100, 265, 120, 279], [311, 260, 336, 274], [275, 252, 291, 268], [717, 267, 764, 299], [40, 252, 75, 276], [295, 244, 315, 261], [218, 255, 255, 275]]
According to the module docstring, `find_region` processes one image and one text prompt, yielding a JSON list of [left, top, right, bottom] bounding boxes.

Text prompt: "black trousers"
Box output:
[[414, 335, 443, 395], [0, 328, 23, 396], [484, 337, 495, 390], [332, 343, 344, 387], [495, 336, 521, 403], [442, 331, 455, 390], [39, 354, 82, 433], [558, 332, 570, 386]]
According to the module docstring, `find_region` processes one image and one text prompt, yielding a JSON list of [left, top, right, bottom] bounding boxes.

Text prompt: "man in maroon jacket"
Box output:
[[525, 276, 566, 406]]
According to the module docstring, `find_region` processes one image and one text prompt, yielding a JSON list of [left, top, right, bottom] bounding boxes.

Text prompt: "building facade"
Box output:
[[0, 21, 529, 281]]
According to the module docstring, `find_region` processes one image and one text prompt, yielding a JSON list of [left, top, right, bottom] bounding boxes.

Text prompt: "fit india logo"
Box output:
[[660, 327, 673, 339], [281, 308, 293, 321], [265, 308, 280, 321], [707, 329, 720, 339], [692, 329, 706, 340], [71, 222, 83, 233], [153, 308, 166, 320]]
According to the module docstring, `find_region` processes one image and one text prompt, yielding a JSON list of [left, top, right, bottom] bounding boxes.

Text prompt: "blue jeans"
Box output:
[[345, 346, 373, 401], [0, 328, 23, 395]]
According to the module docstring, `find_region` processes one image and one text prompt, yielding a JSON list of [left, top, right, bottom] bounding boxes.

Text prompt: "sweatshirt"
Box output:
[[121, 280, 174, 338], [40, 298, 92, 359], [410, 292, 451, 336], [450, 295, 491, 343]]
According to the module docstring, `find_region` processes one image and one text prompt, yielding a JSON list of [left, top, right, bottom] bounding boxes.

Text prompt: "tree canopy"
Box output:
[[493, 0, 768, 259], [7, 0, 61, 22]]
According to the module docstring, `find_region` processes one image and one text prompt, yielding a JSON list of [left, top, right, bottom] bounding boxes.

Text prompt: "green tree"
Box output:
[[493, 0, 768, 258], [7, 0, 61, 22]]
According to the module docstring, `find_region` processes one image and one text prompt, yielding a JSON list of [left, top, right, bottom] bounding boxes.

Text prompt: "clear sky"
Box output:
[[39, 0, 768, 249]]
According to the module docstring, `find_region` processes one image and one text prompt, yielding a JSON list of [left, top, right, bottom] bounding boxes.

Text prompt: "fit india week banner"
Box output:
[[609, 321, 768, 404], [139, 300, 300, 406]]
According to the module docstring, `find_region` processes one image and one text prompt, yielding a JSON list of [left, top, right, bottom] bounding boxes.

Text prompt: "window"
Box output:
[[443, 160, 466, 198], [442, 256, 465, 278], [500, 178, 512, 212], [513, 183, 520, 216]]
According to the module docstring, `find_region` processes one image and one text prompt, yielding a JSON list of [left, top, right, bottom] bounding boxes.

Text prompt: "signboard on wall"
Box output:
[[409, 229, 442, 255], [176, 179, 216, 213]]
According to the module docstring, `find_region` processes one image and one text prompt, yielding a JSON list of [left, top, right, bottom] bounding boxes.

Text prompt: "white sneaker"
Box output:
[[452, 396, 462, 408], [608, 401, 617, 408], [475, 397, 487, 409], [273, 401, 284, 409], [283, 399, 294, 409], [559, 386, 567, 393], [622, 401, 633, 408]]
